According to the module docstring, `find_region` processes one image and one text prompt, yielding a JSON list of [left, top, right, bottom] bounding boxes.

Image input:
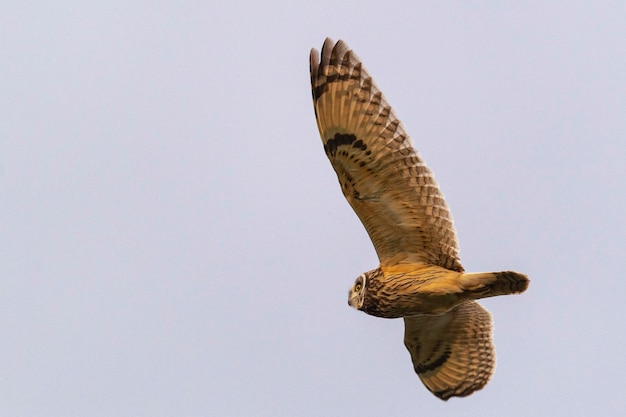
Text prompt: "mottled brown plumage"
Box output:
[[404, 301, 494, 400], [310, 38, 529, 400]]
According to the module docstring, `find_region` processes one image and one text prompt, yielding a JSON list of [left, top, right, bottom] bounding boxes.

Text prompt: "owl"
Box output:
[[310, 38, 529, 400]]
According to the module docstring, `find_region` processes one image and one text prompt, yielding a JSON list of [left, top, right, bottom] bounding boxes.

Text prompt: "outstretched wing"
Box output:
[[403, 301, 495, 400], [310, 38, 463, 272]]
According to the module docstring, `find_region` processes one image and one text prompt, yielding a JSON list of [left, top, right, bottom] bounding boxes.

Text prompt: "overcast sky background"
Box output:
[[2, 2, 626, 416]]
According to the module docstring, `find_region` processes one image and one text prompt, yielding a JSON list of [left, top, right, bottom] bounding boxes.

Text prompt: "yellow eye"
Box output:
[[354, 283, 362, 292]]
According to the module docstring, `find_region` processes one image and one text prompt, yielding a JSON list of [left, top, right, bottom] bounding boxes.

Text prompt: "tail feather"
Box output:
[[460, 270, 529, 299]]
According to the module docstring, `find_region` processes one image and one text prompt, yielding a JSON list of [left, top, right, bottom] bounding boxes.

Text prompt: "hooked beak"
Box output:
[[348, 292, 360, 309]]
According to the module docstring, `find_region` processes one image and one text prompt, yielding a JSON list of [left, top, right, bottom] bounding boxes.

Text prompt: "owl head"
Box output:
[[347, 268, 395, 317], [348, 273, 367, 309]]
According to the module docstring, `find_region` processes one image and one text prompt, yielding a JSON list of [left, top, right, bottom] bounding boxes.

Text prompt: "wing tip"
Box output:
[[310, 37, 363, 103], [310, 37, 355, 74], [309, 47, 319, 79]]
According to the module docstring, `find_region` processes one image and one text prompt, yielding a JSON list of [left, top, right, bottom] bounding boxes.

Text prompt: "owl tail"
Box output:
[[460, 270, 529, 300]]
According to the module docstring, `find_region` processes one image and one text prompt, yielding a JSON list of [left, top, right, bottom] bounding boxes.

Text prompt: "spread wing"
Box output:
[[403, 301, 495, 400], [310, 38, 463, 272]]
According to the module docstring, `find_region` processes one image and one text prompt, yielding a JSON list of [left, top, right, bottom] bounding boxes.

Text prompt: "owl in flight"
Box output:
[[310, 38, 529, 400]]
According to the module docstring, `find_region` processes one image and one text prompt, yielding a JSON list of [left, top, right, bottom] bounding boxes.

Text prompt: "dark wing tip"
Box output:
[[310, 38, 360, 101], [321, 37, 338, 66], [310, 38, 337, 92], [309, 47, 320, 79], [310, 37, 352, 73]]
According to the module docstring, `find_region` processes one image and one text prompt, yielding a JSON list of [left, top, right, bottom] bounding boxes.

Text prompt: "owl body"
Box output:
[[350, 265, 527, 319], [353, 266, 464, 318], [310, 38, 529, 400]]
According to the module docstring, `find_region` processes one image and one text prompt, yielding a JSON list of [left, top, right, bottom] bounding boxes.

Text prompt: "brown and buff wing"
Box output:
[[403, 301, 495, 400], [310, 38, 463, 272]]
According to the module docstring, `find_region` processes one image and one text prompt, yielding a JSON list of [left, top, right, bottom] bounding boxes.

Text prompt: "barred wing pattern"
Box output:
[[403, 301, 495, 400], [309, 38, 463, 272]]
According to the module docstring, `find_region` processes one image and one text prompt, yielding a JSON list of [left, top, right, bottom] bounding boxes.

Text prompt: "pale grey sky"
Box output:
[[2, 1, 625, 416]]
